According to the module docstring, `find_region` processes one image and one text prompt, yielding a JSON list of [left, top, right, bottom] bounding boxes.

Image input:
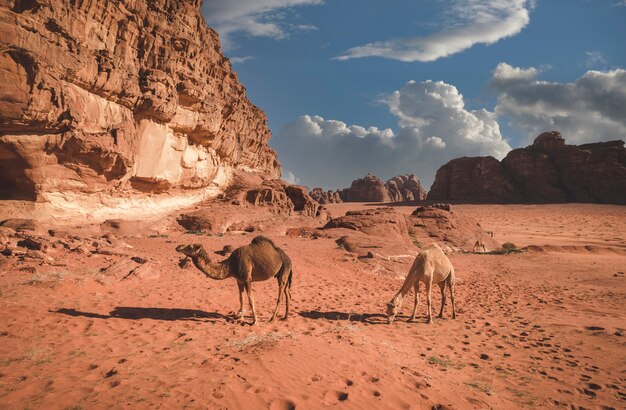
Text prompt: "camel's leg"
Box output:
[[269, 274, 287, 323], [282, 268, 292, 320], [425, 280, 433, 324], [437, 281, 447, 318], [409, 282, 420, 322], [449, 277, 456, 319], [244, 281, 258, 325], [234, 281, 245, 320]]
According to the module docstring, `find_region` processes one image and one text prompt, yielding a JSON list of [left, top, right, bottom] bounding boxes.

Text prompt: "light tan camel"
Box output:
[[473, 239, 487, 253], [176, 236, 293, 325], [386, 243, 456, 324]]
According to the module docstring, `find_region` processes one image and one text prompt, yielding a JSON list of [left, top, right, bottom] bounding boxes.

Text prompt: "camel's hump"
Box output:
[[251, 235, 276, 247]]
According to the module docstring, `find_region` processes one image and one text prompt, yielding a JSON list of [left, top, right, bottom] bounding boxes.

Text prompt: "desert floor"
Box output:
[[1, 204, 625, 409]]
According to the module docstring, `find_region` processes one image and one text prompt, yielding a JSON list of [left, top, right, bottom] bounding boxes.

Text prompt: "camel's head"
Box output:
[[176, 244, 203, 257], [386, 302, 398, 324]]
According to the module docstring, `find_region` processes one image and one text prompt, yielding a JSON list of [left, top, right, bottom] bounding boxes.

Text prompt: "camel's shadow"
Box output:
[[52, 307, 230, 322], [299, 310, 388, 324]]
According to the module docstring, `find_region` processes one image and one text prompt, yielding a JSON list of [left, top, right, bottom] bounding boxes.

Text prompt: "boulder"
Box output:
[[284, 185, 319, 217]]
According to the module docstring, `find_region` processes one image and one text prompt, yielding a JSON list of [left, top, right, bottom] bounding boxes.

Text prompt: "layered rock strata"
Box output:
[[0, 0, 279, 221], [428, 132, 626, 204]]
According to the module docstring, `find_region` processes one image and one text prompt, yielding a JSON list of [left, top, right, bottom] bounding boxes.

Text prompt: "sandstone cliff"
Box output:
[[428, 132, 626, 204], [0, 0, 280, 221], [310, 173, 427, 203]]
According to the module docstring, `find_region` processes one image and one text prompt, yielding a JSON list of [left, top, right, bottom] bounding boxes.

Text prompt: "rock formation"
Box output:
[[385, 174, 428, 202], [0, 0, 280, 221], [339, 174, 391, 202], [309, 188, 342, 204], [310, 173, 427, 204], [176, 171, 322, 234], [428, 132, 626, 204]]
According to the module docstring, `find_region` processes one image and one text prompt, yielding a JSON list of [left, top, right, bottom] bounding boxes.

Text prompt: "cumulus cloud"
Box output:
[[274, 80, 511, 189], [492, 63, 626, 143], [203, 0, 323, 50], [336, 0, 532, 62]]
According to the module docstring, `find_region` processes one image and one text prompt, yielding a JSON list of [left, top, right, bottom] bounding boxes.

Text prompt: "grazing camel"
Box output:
[[386, 243, 456, 324], [473, 239, 487, 253], [176, 236, 293, 325]]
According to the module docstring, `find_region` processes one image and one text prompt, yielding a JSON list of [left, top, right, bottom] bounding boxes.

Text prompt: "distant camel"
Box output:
[[386, 243, 456, 324], [473, 239, 487, 253], [176, 236, 293, 325]]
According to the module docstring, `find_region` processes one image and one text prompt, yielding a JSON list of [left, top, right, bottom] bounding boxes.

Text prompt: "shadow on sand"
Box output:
[[52, 307, 231, 322], [299, 310, 390, 325]]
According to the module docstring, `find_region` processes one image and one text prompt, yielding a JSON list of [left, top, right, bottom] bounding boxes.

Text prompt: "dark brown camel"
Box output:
[[176, 236, 293, 325]]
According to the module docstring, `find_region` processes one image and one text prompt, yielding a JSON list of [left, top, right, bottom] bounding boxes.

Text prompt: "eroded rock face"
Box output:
[[428, 132, 626, 204], [327, 173, 427, 203], [309, 188, 343, 204], [0, 0, 280, 221], [339, 174, 391, 202], [427, 156, 521, 203], [385, 174, 427, 202]]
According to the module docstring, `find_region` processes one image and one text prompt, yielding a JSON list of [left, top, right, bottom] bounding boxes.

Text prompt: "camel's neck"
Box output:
[[390, 276, 415, 307], [191, 248, 230, 280]]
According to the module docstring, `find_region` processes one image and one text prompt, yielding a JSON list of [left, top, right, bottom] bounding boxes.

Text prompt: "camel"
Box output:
[[176, 236, 293, 325], [386, 243, 456, 324], [473, 239, 487, 253]]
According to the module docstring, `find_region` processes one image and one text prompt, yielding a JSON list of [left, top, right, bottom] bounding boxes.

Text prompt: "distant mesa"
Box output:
[[0, 0, 279, 221], [428, 131, 626, 204], [310, 173, 427, 204]]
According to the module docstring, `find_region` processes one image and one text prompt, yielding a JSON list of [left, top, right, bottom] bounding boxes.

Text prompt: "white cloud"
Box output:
[[336, 0, 533, 62], [492, 62, 626, 143], [274, 80, 511, 189], [229, 56, 255, 64], [584, 51, 608, 68], [203, 0, 323, 50], [283, 171, 300, 185]]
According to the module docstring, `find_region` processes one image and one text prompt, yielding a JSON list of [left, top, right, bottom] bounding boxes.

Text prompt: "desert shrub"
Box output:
[[486, 242, 521, 255], [502, 242, 518, 252]]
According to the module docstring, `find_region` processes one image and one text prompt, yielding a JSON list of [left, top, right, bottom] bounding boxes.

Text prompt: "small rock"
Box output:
[[480, 353, 490, 360], [1, 219, 44, 234], [17, 237, 49, 252], [104, 368, 118, 378]]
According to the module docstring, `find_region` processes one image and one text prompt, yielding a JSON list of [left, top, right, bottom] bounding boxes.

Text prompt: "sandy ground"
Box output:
[[0, 204, 625, 409]]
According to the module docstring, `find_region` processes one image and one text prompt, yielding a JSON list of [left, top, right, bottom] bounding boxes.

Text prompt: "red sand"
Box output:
[[1, 204, 625, 409]]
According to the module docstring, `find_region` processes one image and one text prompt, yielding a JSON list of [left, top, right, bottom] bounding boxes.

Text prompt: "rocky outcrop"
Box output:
[[310, 188, 343, 204], [427, 157, 521, 203], [0, 0, 280, 221], [284, 185, 319, 218], [428, 132, 626, 204], [312, 173, 427, 203], [385, 174, 427, 202], [339, 174, 391, 202], [177, 171, 323, 234]]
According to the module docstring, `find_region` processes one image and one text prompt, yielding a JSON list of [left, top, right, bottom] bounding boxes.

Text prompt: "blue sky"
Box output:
[[202, 0, 626, 189]]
